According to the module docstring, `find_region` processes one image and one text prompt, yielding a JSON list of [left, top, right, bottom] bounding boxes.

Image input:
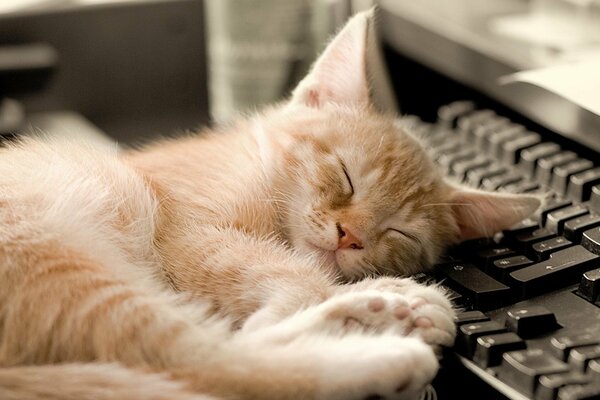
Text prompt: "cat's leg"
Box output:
[[1, 240, 438, 400], [155, 224, 337, 328]]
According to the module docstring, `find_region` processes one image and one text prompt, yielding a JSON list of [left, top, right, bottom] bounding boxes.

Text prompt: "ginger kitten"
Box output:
[[0, 10, 539, 400]]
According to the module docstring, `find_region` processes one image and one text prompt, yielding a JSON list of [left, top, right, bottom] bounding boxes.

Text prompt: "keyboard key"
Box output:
[[537, 372, 591, 400], [505, 305, 559, 338], [501, 131, 542, 165], [467, 163, 507, 187], [503, 218, 540, 240], [482, 170, 523, 191], [437, 101, 476, 128], [519, 142, 561, 177], [564, 214, 600, 242], [458, 320, 507, 357], [568, 344, 600, 372], [568, 167, 600, 202], [457, 109, 496, 137], [591, 185, 600, 214], [473, 117, 510, 149], [538, 198, 573, 226], [551, 159, 594, 196], [477, 246, 516, 269], [530, 237, 572, 261], [488, 124, 526, 158], [498, 349, 570, 396], [438, 148, 476, 174], [514, 228, 557, 252], [502, 180, 540, 194], [437, 262, 511, 310], [490, 255, 534, 282], [577, 268, 600, 303], [473, 332, 526, 368], [589, 359, 600, 376], [545, 204, 589, 233], [509, 245, 600, 299], [581, 227, 600, 255], [557, 382, 600, 400], [455, 310, 490, 325], [451, 155, 491, 180], [537, 151, 578, 187], [551, 333, 600, 361]]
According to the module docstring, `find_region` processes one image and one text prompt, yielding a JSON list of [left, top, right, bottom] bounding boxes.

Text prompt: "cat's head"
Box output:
[[254, 10, 540, 279]]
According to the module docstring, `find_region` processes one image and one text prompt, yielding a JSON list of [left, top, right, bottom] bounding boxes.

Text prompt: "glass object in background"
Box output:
[[205, 0, 374, 122]]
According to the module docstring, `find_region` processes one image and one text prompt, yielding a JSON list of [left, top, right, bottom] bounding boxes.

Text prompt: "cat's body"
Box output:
[[0, 10, 539, 400]]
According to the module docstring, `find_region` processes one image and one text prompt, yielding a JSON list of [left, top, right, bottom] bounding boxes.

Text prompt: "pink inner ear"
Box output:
[[290, 11, 371, 108]]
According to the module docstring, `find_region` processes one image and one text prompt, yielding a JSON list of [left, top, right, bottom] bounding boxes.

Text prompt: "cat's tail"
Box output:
[[0, 363, 219, 400]]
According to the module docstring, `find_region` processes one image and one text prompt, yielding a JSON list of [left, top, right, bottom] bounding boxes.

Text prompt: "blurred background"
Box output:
[[2, 0, 600, 146]]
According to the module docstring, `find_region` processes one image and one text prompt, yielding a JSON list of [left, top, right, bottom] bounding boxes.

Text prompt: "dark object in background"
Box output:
[[0, 0, 208, 143]]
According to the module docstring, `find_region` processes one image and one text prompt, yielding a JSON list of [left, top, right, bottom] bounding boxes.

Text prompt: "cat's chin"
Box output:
[[304, 241, 339, 269]]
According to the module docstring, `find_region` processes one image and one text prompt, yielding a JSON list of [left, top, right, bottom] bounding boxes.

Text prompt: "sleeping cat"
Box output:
[[0, 9, 540, 400]]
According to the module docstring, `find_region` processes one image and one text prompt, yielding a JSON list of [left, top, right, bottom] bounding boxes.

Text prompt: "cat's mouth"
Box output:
[[305, 241, 339, 268]]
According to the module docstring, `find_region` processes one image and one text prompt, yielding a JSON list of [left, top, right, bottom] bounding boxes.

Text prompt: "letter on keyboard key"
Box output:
[[530, 237, 572, 261], [509, 246, 600, 299], [473, 332, 526, 368], [505, 305, 559, 338], [457, 320, 506, 357], [498, 349, 570, 396], [437, 262, 511, 310], [490, 255, 534, 282], [564, 214, 600, 242]]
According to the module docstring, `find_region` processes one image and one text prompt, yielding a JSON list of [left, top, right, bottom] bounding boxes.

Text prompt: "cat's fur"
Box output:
[[0, 10, 539, 400]]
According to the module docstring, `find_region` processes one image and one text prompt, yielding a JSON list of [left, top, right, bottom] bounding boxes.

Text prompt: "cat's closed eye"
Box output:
[[386, 228, 420, 244], [340, 162, 354, 196]]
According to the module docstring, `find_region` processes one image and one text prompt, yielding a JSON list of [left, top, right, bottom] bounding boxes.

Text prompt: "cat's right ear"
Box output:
[[289, 10, 372, 109]]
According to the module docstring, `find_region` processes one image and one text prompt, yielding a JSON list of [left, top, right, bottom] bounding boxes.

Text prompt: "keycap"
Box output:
[[490, 255, 534, 282], [568, 344, 600, 372], [519, 142, 561, 177], [514, 228, 557, 252], [488, 124, 526, 158], [498, 349, 570, 396], [557, 382, 600, 400], [502, 180, 540, 194], [537, 151, 578, 187], [458, 320, 507, 357], [538, 198, 572, 225], [568, 167, 600, 202], [437, 262, 511, 310], [503, 218, 540, 239], [455, 310, 490, 325], [537, 372, 591, 400], [473, 117, 510, 149], [589, 359, 600, 376], [551, 159, 594, 196], [451, 155, 491, 180], [501, 131, 541, 165], [477, 246, 516, 269], [438, 101, 476, 128], [482, 170, 523, 191], [581, 227, 600, 255], [509, 245, 600, 299], [505, 305, 559, 338], [457, 109, 496, 137], [473, 332, 526, 368], [591, 185, 600, 214], [564, 214, 600, 242], [551, 333, 600, 361], [530, 237, 572, 261], [545, 205, 589, 233], [577, 268, 600, 303], [467, 164, 507, 187], [438, 148, 476, 174]]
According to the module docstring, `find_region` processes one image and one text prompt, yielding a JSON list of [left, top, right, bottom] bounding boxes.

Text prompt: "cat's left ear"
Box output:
[[448, 186, 541, 241], [290, 10, 371, 108]]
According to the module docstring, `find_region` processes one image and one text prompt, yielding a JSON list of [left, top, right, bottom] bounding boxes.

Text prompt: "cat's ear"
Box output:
[[290, 10, 371, 108], [448, 187, 541, 241]]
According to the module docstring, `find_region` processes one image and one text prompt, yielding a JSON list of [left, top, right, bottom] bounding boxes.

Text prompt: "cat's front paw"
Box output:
[[340, 278, 457, 347]]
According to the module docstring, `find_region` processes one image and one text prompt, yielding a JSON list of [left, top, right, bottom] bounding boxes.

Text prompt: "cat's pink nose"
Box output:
[[336, 224, 363, 250]]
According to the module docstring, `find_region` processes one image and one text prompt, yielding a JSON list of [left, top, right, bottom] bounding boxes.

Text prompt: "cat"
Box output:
[[0, 9, 540, 400]]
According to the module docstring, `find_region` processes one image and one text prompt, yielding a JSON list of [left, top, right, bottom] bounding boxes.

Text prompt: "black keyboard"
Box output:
[[410, 101, 600, 400]]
